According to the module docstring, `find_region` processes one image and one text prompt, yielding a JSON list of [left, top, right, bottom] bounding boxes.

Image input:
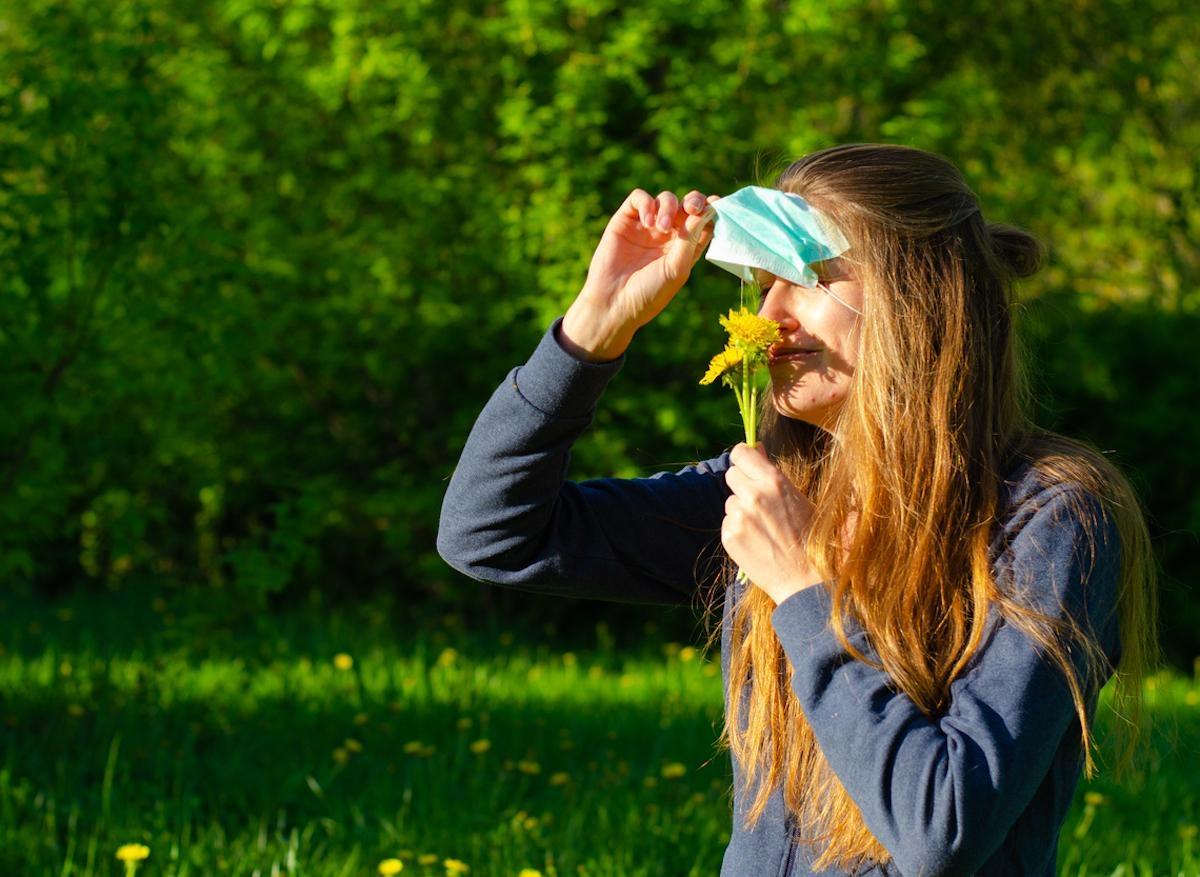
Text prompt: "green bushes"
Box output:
[[0, 0, 1196, 661]]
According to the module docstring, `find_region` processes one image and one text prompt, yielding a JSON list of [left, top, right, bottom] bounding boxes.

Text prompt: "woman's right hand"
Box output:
[[561, 188, 720, 362]]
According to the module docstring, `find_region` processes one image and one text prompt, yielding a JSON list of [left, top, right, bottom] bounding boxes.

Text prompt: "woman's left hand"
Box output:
[[722, 442, 824, 605]]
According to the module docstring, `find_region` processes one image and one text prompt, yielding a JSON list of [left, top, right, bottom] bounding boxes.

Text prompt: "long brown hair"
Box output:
[[696, 143, 1162, 871]]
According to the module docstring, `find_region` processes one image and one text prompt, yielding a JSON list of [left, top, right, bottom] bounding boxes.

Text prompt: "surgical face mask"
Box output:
[[692, 185, 863, 316]]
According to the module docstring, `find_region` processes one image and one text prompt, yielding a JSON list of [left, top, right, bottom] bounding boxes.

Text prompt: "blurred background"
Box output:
[[1, 0, 1198, 873]]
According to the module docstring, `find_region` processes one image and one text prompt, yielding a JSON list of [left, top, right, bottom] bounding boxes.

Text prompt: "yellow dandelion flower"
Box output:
[[354, 712, 370, 726], [643, 776, 658, 788], [516, 760, 541, 775], [699, 346, 742, 385], [469, 738, 491, 754], [417, 853, 439, 866], [1180, 824, 1198, 840], [333, 653, 354, 671], [1083, 791, 1106, 806], [719, 308, 781, 350], [344, 738, 363, 753], [549, 771, 570, 786], [115, 844, 150, 862], [456, 717, 472, 730], [443, 858, 470, 874], [403, 741, 425, 754], [332, 747, 349, 764], [67, 703, 85, 717], [661, 762, 687, 779], [518, 870, 544, 877], [379, 858, 404, 875]]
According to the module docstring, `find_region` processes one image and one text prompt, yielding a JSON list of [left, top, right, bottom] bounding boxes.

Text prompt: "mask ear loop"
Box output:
[[816, 279, 865, 317]]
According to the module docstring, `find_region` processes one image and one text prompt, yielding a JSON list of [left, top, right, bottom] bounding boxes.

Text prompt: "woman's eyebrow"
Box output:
[[816, 259, 854, 280]]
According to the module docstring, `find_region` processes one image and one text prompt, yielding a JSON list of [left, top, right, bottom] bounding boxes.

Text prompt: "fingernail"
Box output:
[[657, 212, 671, 229]]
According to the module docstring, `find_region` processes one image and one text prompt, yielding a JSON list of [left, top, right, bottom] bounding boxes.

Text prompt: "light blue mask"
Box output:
[[698, 185, 851, 290]]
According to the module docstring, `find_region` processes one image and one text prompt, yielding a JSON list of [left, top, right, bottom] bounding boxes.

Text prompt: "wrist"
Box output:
[[561, 296, 635, 363]]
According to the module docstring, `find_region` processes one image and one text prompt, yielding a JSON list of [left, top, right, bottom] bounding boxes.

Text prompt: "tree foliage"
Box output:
[[1, 0, 1196, 661]]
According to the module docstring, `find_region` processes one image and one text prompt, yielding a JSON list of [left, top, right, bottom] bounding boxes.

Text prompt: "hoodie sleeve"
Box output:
[[769, 485, 1122, 877], [436, 315, 731, 607]]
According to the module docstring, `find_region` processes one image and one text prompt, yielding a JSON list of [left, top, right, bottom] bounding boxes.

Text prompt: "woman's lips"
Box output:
[[769, 350, 823, 365]]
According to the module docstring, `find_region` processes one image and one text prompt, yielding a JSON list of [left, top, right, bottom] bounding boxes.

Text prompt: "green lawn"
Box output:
[[1, 585, 1197, 877]]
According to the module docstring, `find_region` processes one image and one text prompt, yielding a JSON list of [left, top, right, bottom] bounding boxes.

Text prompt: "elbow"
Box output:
[[436, 513, 529, 584], [896, 854, 967, 877], [892, 827, 991, 877], [436, 522, 494, 583]]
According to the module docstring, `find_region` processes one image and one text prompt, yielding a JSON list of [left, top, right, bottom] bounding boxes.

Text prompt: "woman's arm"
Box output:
[[437, 315, 731, 606], [769, 484, 1122, 876]]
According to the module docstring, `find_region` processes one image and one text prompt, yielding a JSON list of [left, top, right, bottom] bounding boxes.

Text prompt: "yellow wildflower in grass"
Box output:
[[699, 346, 742, 386], [403, 741, 425, 754], [661, 762, 687, 779], [379, 858, 405, 875], [469, 738, 491, 754], [344, 737, 363, 753], [332, 747, 349, 765], [417, 853, 439, 866], [456, 716, 472, 730], [549, 771, 570, 786], [516, 760, 541, 775], [115, 843, 150, 876], [519, 870, 544, 877], [719, 307, 781, 349], [1083, 791, 1106, 806], [443, 859, 470, 875], [333, 653, 354, 671], [116, 844, 150, 862], [354, 712, 370, 726]]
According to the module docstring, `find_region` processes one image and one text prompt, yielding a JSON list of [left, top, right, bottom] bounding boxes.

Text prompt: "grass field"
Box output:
[[1, 584, 1197, 877]]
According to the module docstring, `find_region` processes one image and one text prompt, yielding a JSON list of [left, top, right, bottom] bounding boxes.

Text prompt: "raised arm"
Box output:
[[438, 187, 728, 606]]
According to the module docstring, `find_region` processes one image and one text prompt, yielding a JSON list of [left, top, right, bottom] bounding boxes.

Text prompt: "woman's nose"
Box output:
[[763, 306, 799, 330]]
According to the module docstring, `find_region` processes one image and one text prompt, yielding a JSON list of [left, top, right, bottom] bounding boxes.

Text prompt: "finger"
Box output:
[[730, 442, 770, 479], [682, 190, 707, 214], [655, 190, 680, 231], [622, 188, 658, 227], [684, 207, 716, 251], [724, 465, 746, 495]]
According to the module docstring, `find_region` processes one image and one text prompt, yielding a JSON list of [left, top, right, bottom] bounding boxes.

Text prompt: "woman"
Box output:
[[437, 144, 1160, 876]]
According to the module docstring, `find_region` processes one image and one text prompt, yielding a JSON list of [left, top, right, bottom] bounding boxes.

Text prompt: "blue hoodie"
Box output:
[[437, 316, 1122, 876]]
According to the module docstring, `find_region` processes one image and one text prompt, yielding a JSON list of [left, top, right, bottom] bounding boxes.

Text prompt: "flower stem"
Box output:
[[742, 359, 753, 447], [749, 379, 758, 448]]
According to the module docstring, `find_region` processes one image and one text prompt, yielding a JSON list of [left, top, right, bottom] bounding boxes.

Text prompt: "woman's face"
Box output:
[[756, 257, 865, 432]]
